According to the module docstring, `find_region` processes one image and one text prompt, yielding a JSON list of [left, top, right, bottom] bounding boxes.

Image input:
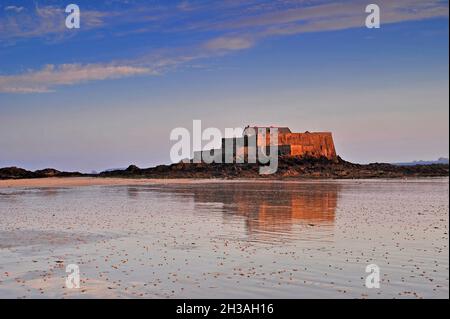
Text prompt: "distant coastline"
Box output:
[[1, 156, 448, 180], [392, 157, 449, 166]]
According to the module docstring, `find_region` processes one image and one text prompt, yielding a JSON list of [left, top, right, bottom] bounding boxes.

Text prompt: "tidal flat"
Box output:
[[0, 178, 448, 298]]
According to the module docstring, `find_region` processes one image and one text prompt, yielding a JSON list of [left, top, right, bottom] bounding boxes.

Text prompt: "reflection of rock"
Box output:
[[40, 188, 59, 197], [127, 187, 140, 198]]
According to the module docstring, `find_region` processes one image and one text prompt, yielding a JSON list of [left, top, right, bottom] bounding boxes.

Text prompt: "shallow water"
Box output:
[[0, 178, 448, 298]]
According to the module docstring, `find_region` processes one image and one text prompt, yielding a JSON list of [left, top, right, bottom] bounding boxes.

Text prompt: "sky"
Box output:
[[0, 0, 448, 172]]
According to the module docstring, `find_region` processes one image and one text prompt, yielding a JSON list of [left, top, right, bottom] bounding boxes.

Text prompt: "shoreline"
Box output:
[[2, 158, 448, 181], [0, 176, 448, 188]]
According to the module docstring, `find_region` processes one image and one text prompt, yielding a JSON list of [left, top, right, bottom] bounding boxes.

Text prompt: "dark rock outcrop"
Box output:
[[0, 167, 84, 180], [1, 156, 448, 180], [98, 156, 449, 179], [0, 167, 33, 179]]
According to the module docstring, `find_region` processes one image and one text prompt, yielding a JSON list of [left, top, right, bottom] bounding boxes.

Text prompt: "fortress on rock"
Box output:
[[194, 126, 337, 163]]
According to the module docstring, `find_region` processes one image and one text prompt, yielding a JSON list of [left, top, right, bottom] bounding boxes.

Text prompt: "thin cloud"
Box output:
[[258, 0, 449, 36], [1, 1, 447, 41], [0, 0, 448, 94], [0, 5, 108, 40], [197, 0, 448, 61], [204, 36, 255, 51], [0, 64, 153, 93], [4, 5, 25, 13]]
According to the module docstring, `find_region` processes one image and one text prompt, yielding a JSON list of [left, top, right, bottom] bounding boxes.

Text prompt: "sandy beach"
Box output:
[[0, 177, 204, 188], [2, 176, 448, 189]]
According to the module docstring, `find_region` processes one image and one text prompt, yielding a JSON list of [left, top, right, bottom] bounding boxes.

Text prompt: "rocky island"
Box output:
[[1, 156, 448, 180], [1, 127, 448, 180]]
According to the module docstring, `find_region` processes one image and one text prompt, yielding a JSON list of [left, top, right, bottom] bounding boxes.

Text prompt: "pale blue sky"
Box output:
[[0, 0, 448, 172]]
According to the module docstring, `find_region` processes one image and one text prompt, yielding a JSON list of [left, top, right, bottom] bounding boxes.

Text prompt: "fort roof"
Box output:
[[243, 126, 292, 135]]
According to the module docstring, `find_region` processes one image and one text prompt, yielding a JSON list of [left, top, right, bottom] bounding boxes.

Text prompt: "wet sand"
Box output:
[[1, 176, 446, 189], [0, 178, 448, 298], [0, 177, 316, 188], [0, 177, 198, 188]]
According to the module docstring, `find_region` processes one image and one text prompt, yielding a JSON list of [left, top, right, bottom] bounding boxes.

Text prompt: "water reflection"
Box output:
[[127, 187, 140, 199], [152, 182, 340, 242]]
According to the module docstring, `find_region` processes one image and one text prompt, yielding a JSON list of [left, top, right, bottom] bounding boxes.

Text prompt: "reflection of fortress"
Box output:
[[194, 126, 337, 162], [134, 182, 339, 242], [187, 182, 339, 240]]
